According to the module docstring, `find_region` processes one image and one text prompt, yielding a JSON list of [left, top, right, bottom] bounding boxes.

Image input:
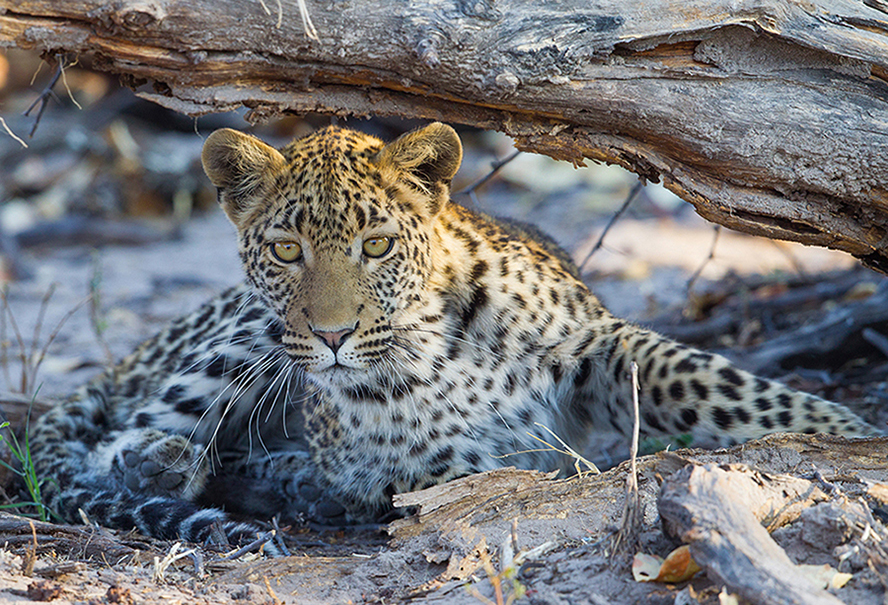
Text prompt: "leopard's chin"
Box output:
[[304, 363, 371, 390]]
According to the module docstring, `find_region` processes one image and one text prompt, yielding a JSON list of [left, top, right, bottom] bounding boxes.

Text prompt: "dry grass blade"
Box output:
[[686, 225, 720, 294], [296, 0, 319, 40], [489, 422, 600, 477], [610, 360, 642, 559], [0, 286, 90, 395], [152, 542, 198, 582], [0, 117, 28, 148], [529, 422, 600, 477], [58, 56, 82, 110], [256, 0, 317, 38]]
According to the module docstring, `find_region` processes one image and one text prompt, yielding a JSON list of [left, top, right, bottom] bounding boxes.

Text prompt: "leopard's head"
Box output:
[[201, 123, 462, 386]]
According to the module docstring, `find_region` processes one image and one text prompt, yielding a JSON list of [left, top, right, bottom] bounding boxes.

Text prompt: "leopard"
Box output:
[[27, 122, 878, 551]]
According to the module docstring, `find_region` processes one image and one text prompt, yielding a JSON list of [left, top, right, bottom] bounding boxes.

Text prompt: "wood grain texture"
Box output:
[[658, 464, 842, 605], [2, 1, 888, 268]]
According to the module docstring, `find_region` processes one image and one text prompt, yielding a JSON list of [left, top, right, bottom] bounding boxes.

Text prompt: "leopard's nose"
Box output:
[[311, 326, 355, 353]]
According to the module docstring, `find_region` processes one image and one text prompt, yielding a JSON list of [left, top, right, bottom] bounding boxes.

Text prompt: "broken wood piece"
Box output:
[[391, 467, 560, 522], [0, 512, 137, 561], [658, 463, 841, 605], [2, 1, 888, 269]]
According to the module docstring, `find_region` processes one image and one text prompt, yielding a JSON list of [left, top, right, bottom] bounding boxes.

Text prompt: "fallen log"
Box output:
[[2, 1, 888, 269]]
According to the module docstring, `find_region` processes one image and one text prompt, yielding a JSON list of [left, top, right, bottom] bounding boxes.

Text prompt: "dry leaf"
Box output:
[[798, 564, 852, 590], [632, 553, 663, 582], [633, 545, 701, 583]]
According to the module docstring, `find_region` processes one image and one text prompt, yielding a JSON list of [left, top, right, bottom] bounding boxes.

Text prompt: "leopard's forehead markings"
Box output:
[[280, 126, 384, 172], [271, 126, 389, 234]]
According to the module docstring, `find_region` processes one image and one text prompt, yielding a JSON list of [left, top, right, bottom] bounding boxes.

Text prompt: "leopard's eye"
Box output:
[[270, 241, 302, 263], [362, 236, 394, 258]]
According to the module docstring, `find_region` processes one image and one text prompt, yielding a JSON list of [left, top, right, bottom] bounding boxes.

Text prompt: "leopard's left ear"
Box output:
[[376, 122, 462, 216], [202, 129, 286, 227]]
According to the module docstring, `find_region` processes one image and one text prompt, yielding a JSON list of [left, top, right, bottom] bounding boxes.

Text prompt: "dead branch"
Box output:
[[657, 463, 840, 605], [1, 1, 887, 269], [652, 268, 888, 377], [740, 280, 888, 374]]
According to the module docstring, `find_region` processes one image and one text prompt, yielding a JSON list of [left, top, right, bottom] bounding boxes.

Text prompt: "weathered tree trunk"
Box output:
[[2, 1, 888, 269]]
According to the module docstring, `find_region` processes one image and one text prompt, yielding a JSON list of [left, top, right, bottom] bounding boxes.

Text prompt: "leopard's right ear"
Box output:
[[201, 129, 286, 226]]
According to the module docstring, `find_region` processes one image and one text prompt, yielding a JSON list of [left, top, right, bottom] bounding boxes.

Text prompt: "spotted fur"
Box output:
[[29, 123, 877, 550]]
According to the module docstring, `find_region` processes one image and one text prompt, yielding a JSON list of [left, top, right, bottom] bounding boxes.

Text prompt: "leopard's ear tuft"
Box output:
[[202, 129, 286, 226], [376, 123, 462, 216]]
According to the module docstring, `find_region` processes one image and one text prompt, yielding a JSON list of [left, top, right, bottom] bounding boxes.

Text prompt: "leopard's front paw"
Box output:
[[283, 473, 351, 526], [110, 429, 208, 500]]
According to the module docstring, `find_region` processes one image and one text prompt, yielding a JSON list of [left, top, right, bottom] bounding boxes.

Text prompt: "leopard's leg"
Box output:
[[563, 312, 878, 449], [29, 383, 118, 512], [90, 427, 209, 500], [29, 385, 278, 552], [202, 447, 379, 527]]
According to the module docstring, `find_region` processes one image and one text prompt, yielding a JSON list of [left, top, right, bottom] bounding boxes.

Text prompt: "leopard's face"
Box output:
[[238, 148, 435, 379], [201, 124, 462, 387]]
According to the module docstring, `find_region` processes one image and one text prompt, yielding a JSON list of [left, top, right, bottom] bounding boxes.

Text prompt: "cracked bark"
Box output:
[[2, 0, 887, 270]]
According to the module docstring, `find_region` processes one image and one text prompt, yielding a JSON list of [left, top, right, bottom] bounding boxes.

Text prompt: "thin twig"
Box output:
[[221, 530, 275, 560], [686, 225, 721, 294], [21, 520, 37, 576], [31, 295, 91, 395], [454, 150, 521, 197], [271, 516, 292, 556], [263, 575, 284, 605], [187, 549, 204, 578], [0, 288, 31, 393], [767, 239, 809, 278], [0, 287, 90, 394], [29, 286, 57, 376], [89, 254, 114, 365], [629, 361, 640, 490], [24, 55, 65, 138], [1, 286, 10, 391], [578, 180, 644, 273]]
